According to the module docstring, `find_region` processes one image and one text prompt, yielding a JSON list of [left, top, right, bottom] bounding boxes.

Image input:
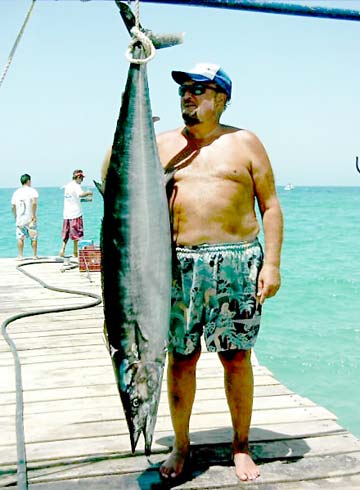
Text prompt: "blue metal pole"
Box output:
[[137, 0, 360, 22]]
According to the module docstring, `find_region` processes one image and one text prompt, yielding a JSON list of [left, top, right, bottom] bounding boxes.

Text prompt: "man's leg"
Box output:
[[72, 217, 83, 258], [218, 349, 260, 481], [160, 348, 201, 479], [31, 239, 38, 258], [59, 240, 67, 257], [60, 220, 69, 257], [73, 240, 79, 258], [17, 237, 24, 259]]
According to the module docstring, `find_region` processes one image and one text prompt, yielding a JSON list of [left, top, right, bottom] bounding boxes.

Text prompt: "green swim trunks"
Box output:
[[169, 239, 264, 355]]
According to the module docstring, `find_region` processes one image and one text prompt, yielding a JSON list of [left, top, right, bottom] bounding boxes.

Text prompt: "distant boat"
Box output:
[[284, 183, 295, 191]]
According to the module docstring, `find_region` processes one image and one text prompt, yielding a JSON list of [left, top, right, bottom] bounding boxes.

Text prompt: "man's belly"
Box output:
[[171, 207, 260, 246], [169, 178, 259, 245]]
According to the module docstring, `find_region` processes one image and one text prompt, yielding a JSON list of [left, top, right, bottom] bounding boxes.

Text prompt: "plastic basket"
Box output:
[[79, 246, 101, 272]]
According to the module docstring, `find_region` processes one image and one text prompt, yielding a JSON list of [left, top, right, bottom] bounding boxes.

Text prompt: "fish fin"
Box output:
[[116, 1, 140, 36], [146, 31, 184, 49], [93, 180, 104, 196], [116, 1, 184, 48]]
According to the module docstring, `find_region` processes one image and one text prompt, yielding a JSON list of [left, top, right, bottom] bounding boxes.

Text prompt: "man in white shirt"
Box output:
[[59, 169, 93, 258], [11, 173, 39, 260]]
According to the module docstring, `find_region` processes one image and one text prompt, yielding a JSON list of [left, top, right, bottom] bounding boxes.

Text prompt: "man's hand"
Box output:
[[257, 263, 281, 305]]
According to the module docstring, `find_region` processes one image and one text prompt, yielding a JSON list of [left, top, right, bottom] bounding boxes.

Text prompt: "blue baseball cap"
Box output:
[[172, 62, 232, 100]]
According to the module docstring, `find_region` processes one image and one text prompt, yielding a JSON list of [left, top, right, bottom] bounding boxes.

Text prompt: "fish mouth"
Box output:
[[124, 402, 159, 456], [116, 359, 164, 454]]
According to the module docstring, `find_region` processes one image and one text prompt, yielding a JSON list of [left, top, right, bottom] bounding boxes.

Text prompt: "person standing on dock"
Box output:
[[11, 173, 39, 260], [59, 169, 93, 258], [158, 63, 284, 482]]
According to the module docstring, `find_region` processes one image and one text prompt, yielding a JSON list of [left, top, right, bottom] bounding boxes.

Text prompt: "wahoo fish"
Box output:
[[100, 2, 182, 455]]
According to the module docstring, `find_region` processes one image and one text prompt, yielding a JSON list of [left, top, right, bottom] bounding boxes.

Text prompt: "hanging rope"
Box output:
[[134, 0, 140, 29], [125, 0, 155, 64], [0, 0, 37, 89]]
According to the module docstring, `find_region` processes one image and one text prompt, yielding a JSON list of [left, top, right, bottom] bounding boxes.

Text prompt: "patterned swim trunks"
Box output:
[[16, 222, 38, 241], [169, 239, 264, 355], [62, 216, 84, 241]]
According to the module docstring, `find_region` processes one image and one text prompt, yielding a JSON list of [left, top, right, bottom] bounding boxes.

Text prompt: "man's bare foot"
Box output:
[[234, 452, 260, 481], [160, 447, 189, 480], [59, 251, 64, 258]]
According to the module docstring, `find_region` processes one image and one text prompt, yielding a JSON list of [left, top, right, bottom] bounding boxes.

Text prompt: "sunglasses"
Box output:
[[178, 83, 220, 97]]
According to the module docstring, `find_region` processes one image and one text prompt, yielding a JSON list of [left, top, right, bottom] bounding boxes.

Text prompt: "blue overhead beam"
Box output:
[[136, 0, 360, 22]]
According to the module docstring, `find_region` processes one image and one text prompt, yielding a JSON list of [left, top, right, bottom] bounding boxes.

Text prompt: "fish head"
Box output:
[[117, 358, 164, 455]]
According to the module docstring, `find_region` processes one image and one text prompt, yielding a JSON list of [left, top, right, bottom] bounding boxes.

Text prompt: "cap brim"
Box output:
[[171, 70, 211, 85]]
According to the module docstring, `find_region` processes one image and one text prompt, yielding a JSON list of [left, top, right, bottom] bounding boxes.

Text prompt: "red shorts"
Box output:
[[62, 216, 84, 241]]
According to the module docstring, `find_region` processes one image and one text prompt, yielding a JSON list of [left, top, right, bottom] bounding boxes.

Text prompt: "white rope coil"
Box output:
[[125, 26, 156, 64]]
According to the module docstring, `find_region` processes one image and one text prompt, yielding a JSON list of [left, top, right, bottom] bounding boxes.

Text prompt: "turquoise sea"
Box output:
[[1, 186, 359, 438]]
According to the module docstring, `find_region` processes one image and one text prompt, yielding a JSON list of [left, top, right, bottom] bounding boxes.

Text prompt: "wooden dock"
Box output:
[[1, 257, 360, 489]]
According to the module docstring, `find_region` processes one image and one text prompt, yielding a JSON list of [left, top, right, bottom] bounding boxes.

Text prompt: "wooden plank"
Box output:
[[0, 362, 277, 387], [0, 382, 292, 406], [14, 394, 336, 428], [0, 405, 338, 451], [2, 436, 360, 489], [21, 474, 360, 490], [7, 310, 104, 325], [0, 425, 354, 471], [0, 392, 316, 418], [0, 365, 279, 392]]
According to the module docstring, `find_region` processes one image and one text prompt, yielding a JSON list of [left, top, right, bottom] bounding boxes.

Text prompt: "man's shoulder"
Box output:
[[228, 128, 264, 147], [30, 187, 39, 198], [64, 180, 75, 190], [12, 186, 32, 200], [213, 127, 261, 149], [11, 187, 21, 202]]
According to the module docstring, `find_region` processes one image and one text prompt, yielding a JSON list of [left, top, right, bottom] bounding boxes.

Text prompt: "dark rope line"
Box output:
[[1, 258, 102, 490], [137, 0, 360, 22]]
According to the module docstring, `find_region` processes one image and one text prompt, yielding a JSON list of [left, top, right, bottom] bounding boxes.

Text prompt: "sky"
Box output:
[[0, 0, 360, 188]]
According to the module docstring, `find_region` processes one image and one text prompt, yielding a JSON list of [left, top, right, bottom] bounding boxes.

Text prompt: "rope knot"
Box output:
[[126, 26, 155, 64]]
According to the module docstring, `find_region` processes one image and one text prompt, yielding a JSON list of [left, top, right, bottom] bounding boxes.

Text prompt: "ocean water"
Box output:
[[1, 186, 359, 438], [1, 186, 104, 258]]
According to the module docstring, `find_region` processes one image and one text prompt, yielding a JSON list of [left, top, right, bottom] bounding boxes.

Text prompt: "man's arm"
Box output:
[[12, 204, 17, 220], [257, 196, 283, 304], [31, 198, 37, 222], [247, 132, 284, 304], [79, 189, 93, 198]]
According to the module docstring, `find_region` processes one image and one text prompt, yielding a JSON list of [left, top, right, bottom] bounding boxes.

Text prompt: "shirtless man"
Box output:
[[157, 63, 283, 481]]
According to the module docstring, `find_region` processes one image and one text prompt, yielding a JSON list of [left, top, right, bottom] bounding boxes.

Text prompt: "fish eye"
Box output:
[[132, 397, 139, 408]]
